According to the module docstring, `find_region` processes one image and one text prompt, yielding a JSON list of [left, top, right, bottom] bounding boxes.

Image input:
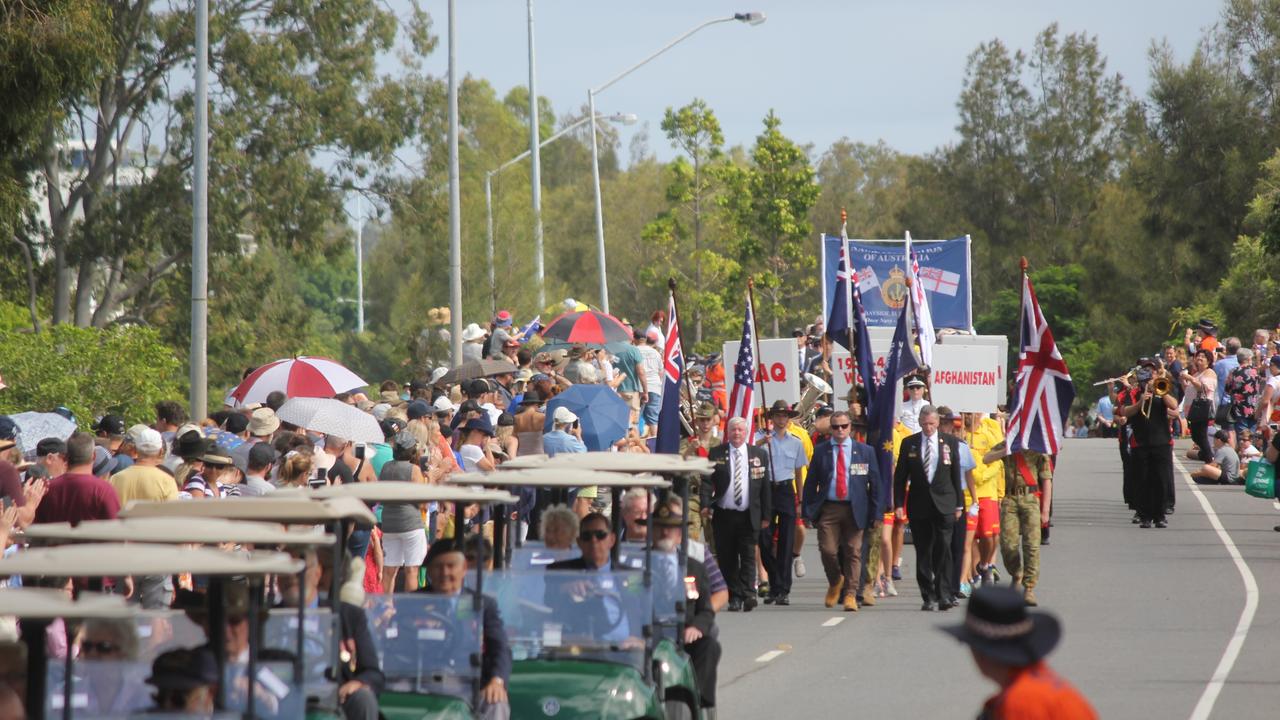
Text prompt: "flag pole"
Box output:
[[747, 276, 776, 487], [841, 209, 857, 412]]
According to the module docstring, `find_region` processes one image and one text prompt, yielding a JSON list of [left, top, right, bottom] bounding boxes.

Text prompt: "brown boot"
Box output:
[[824, 584, 841, 608], [843, 594, 859, 612], [1023, 587, 1038, 606]]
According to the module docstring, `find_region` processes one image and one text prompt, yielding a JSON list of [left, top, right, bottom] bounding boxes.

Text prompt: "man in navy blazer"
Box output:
[[893, 404, 965, 612], [802, 410, 880, 611]]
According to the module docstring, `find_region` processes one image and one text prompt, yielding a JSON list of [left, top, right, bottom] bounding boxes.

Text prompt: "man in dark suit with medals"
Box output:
[[701, 417, 772, 611], [893, 404, 965, 611]]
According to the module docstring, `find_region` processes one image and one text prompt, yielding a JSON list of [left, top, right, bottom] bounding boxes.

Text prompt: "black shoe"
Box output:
[[1132, 513, 1141, 524], [1139, 519, 1152, 528], [1155, 519, 1168, 528], [1040, 536, 1050, 546], [921, 601, 938, 611], [727, 599, 743, 612], [763, 595, 775, 605], [939, 597, 958, 611], [1166, 505, 1175, 515], [775, 594, 790, 606], [743, 597, 758, 612]]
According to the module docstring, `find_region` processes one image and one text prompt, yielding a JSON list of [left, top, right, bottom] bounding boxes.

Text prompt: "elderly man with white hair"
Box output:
[[701, 417, 772, 612]]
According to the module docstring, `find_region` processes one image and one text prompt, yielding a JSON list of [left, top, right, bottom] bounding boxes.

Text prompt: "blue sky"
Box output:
[[409, 0, 1222, 161]]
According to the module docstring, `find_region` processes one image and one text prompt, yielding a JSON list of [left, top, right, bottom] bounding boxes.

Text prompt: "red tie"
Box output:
[[836, 445, 848, 500]]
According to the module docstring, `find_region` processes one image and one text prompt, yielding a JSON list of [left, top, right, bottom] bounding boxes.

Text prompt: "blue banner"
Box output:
[[821, 235, 972, 329]]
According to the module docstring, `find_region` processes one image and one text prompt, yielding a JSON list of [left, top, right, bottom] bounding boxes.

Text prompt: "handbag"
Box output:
[[1244, 460, 1277, 499], [1188, 391, 1214, 423]]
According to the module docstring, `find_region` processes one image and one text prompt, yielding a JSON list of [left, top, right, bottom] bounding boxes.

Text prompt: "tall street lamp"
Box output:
[[447, 0, 463, 366], [587, 11, 765, 314], [526, 0, 545, 311], [190, 0, 209, 420], [486, 112, 637, 314]]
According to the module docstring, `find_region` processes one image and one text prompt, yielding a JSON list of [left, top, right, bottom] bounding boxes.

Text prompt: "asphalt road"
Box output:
[[713, 438, 1280, 719]]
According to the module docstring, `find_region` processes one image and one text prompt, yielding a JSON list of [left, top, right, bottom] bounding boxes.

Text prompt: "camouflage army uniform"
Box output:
[[681, 433, 716, 544], [1001, 450, 1051, 592]]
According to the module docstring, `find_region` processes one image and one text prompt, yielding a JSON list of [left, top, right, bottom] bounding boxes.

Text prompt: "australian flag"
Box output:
[[655, 290, 685, 454], [727, 294, 757, 439], [1006, 273, 1074, 456], [826, 241, 853, 352], [851, 285, 876, 403], [868, 302, 919, 512]]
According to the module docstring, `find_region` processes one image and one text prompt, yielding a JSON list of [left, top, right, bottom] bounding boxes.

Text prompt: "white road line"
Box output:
[[754, 650, 785, 663], [822, 617, 845, 627], [1173, 456, 1260, 720], [1272, 500, 1279, 512]]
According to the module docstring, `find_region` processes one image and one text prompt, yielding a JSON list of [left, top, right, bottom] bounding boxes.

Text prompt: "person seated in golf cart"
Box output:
[[275, 548, 384, 720], [544, 512, 645, 647], [414, 537, 512, 720]]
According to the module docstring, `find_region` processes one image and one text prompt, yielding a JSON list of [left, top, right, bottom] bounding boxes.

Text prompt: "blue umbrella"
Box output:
[[543, 384, 630, 451]]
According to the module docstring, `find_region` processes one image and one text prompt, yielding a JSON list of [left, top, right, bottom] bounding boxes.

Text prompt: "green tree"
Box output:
[[0, 324, 182, 425], [719, 111, 820, 337]]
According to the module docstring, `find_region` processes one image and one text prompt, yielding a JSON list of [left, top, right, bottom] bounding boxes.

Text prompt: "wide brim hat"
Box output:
[[1197, 318, 1218, 334], [940, 585, 1061, 667], [766, 399, 798, 417], [652, 503, 686, 528], [461, 323, 487, 342], [692, 401, 717, 419], [463, 416, 495, 437]]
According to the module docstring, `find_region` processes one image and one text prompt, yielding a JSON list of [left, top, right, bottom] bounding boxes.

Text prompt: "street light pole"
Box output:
[[190, 0, 209, 420], [527, 0, 545, 311], [447, 0, 463, 366], [355, 195, 365, 334], [486, 112, 636, 320], [587, 11, 765, 315]]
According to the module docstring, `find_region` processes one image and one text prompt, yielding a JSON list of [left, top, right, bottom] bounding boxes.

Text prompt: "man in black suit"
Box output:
[[419, 538, 511, 720], [893, 404, 965, 611], [701, 417, 772, 611]]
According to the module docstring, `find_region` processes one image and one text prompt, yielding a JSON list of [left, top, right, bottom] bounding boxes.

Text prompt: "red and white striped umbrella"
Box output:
[[225, 356, 368, 407]]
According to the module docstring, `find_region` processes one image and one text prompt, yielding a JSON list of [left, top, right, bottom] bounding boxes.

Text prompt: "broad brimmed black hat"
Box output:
[[940, 585, 1061, 667], [767, 399, 798, 417], [1198, 318, 1218, 334], [652, 503, 686, 528]]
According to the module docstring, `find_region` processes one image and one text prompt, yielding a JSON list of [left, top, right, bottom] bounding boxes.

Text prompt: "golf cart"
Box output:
[[449, 467, 679, 720], [311, 482, 519, 720], [117, 495, 376, 718], [496, 454, 715, 720], [0, 543, 304, 719]]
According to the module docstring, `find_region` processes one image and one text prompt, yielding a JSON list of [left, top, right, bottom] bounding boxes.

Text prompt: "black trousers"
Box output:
[[908, 508, 955, 603], [1190, 419, 1213, 463], [950, 510, 967, 595], [712, 508, 756, 601], [1120, 440, 1136, 509], [1133, 445, 1172, 522], [687, 634, 722, 707], [760, 485, 796, 596]]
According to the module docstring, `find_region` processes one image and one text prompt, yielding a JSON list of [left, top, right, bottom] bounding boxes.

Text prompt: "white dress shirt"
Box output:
[[922, 431, 939, 484], [719, 443, 749, 511]]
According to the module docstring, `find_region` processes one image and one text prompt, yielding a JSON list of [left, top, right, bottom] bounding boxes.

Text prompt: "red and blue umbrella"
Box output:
[[539, 310, 631, 347]]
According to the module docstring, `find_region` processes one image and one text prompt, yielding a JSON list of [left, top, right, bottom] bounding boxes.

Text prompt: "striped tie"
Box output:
[[923, 436, 932, 483], [734, 451, 745, 509]]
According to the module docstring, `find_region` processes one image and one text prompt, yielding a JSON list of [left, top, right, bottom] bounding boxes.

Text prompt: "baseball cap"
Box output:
[[148, 647, 219, 691], [553, 406, 578, 425], [406, 399, 432, 421], [0, 416, 19, 450], [392, 430, 418, 453], [126, 424, 164, 455], [223, 412, 249, 435], [379, 417, 405, 439], [433, 396, 457, 414], [247, 442, 278, 468], [93, 415, 127, 437], [463, 416, 495, 437]]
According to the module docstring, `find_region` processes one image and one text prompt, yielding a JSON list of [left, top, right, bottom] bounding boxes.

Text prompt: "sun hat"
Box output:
[[552, 406, 578, 425], [248, 408, 280, 437], [941, 585, 1062, 667], [461, 323, 487, 342], [495, 310, 513, 327]]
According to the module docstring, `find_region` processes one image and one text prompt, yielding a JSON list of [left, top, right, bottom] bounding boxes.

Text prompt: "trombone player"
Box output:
[[1119, 366, 1178, 528]]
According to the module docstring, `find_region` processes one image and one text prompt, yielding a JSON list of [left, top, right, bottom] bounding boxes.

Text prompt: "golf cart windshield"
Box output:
[[487, 570, 653, 669], [363, 593, 482, 698], [261, 608, 335, 695]]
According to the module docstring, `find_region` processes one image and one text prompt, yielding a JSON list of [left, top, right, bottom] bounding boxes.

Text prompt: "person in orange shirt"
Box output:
[[1186, 319, 1220, 355], [943, 585, 1097, 719]]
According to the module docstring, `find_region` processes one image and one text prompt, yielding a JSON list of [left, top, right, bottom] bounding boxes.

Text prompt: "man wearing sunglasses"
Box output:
[[546, 513, 642, 646], [802, 410, 881, 612]]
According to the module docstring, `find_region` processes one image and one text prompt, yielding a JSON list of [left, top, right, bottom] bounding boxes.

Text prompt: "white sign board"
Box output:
[[928, 344, 1000, 413], [937, 334, 1008, 403], [722, 338, 802, 408]]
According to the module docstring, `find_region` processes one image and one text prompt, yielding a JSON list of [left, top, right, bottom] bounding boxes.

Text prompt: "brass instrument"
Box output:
[[1141, 370, 1173, 417], [796, 373, 833, 430]]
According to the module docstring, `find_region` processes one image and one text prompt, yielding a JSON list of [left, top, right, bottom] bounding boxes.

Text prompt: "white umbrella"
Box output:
[[275, 397, 382, 444], [225, 356, 368, 407], [8, 411, 77, 456]]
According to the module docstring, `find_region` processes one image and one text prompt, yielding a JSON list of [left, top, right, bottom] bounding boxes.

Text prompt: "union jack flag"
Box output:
[[906, 233, 935, 366], [1006, 272, 1075, 455], [655, 289, 685, 454], [727, 294, 757, 438]]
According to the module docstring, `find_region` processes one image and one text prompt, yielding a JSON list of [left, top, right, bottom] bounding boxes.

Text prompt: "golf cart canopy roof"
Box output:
[[21, 517, 334, 547], [119, 494, 376, 527], [0, 542, 304, 577], [313, 483, 519, 505], [0, 588, 135, 620], [499, 452, 713, 475], [449, 468, 671, 489]]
